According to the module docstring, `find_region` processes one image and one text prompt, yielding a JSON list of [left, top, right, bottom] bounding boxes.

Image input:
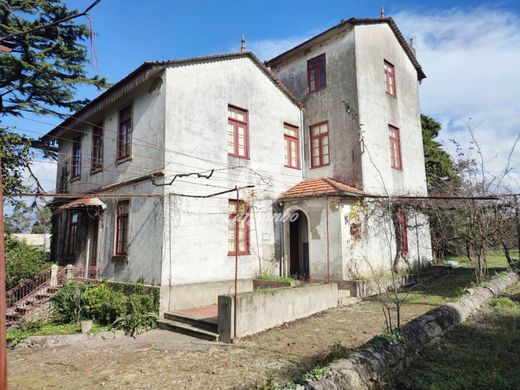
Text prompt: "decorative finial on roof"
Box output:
[[380, 5, 385, 18], [240, 33, 246, 52]]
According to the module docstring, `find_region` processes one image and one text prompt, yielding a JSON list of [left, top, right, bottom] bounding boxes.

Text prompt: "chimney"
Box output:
[[240, 33, 246, 52], [407, 38, 416, 56]]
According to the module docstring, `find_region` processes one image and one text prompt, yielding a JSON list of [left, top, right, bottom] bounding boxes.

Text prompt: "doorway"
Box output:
[[289, 210, 309, 280]]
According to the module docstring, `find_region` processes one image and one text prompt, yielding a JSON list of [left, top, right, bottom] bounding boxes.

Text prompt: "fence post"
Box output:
[[50, 264, 59, 287], [65, 264, 74, 281]]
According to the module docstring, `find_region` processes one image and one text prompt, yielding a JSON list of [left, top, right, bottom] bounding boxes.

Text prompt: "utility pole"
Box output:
[[233, 186, 239, 341], [0, 158, 7, 390]]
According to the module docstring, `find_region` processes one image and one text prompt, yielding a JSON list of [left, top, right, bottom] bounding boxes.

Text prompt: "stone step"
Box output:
[[157, 319, 219, 342], [163, 312, 218, 333], [338, 289, 351, 298], [35, 294, 49, 300], [47, 287, 59, 294], [338, 297, 361, 307]]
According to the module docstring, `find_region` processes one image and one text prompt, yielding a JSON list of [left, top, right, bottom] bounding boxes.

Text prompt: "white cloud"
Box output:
[[394, 8, 520, 189], [24, 159, 57, 193], [248, 35, 311, 61]]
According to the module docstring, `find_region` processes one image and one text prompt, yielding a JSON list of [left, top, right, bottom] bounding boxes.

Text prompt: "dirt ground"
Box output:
[[7, 298, 433, 390]]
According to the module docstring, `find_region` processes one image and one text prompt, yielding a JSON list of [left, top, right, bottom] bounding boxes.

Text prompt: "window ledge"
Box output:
[[112, 255, 128, 262], [70, 176, 80, 183], [386, 92, 397, 98], [284, 164, 301, 170], [228, 252, 251, 257], [90, 167, 103, 175], [116, 156, 132, 165]]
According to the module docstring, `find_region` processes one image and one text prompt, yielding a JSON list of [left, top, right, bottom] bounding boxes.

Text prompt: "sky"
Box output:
[[5, 0, 520, 195]]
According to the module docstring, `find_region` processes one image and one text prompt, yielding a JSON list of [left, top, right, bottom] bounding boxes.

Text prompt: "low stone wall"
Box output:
[[338, 268, 450, 298], [160, 279, 254, 312], [218, 283, 339, 343], [305, 272, 519, 389]]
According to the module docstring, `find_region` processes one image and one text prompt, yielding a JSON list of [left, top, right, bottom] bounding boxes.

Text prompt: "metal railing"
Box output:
[[6, 267, 55, 309], [72, 266, 99, 281]]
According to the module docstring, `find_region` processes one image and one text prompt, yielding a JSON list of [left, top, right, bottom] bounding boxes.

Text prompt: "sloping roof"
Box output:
[[58, 197, 106, 211], [280, 178, 365, 200], [42, 51, 302, 143], [266, 17, 426, 81]]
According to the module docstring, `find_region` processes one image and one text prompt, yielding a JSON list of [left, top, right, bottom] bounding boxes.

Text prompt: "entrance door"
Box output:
[[289, 211, 309, 280], [86, 217, 99, 279]]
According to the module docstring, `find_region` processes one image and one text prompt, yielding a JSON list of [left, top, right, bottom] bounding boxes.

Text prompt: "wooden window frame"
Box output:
[[310, 121, 330, 169], [228, 200, 250, 256], [389, 124, 403, 170], [284, 123, 300, 169], [384, 60, 396, 97], [396, 212, 409, 254], [67, 211, 79, 256], [117, 106, 132, 161], [114, 200, 130, 256], [91, 121, 103, 173], [227, 105, 249, 159], [71, 137, 81, 179], [307, 53, 327, 93]]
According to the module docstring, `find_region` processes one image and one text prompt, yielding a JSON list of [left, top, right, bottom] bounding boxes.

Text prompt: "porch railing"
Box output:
[[6, 266, 57, 309]]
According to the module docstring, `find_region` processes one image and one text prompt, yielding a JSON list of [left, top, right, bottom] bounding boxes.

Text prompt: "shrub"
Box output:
[[5, 234, 52, 290], [490, 297, 518, 310], [50, 281, 87, 324], [83, 282, 127, 325], [113, 294, 158, 337]]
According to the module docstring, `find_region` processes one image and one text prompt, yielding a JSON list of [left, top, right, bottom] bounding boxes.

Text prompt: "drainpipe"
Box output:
[[279, 202, 285, 277], [299, 108, 305, 177], [326, 196, 330, 283], [233, 186, 239, 341]]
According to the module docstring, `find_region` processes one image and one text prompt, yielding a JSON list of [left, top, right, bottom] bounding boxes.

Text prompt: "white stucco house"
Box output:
[[45, 16, 432, 313]]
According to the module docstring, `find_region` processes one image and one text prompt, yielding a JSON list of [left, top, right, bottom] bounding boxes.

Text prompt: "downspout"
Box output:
[[299, 107, 305, 177], [326, 196, 330, 283], [279, 202, 284, 277], [415, 213, 421, 270]]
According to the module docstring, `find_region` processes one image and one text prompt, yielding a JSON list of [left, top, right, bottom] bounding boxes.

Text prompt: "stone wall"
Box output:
[[305, 272, 519, 389]]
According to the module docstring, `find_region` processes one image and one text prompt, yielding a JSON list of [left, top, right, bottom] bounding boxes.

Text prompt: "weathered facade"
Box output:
[[46, 17, 432, 313]]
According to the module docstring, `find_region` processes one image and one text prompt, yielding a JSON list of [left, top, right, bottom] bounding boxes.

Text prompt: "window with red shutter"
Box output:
[[71, 138, 81, 179], [384, 60, 396, 96], [91, 122, 103, 171], [118, 106, 132, 160], [396, 212, 409, 254], [389, 125, 403, 170], [310, 122, 330, 168], [307, 54, 326, 93], [284, 123, 300, 169], [228, 105, 249, 158], [228, 200, 250, 256], [115, 201, 129, 256]]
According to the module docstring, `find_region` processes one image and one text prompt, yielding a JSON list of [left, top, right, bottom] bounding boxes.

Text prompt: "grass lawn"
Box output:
[[385, 282, 520, 390], [397, 251, 513, 307]]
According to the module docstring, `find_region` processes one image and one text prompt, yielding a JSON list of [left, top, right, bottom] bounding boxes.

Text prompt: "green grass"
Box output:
[[398, 251, 512, 307], [444, 250, 516, 269], [256, 274, 296, 283], [7, 321, 112, 345], [385, 284, 520, 389]]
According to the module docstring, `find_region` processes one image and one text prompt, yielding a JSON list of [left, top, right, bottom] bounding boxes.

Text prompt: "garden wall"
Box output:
[[218, 283, 338, 343], [305, 272, 519, 389]]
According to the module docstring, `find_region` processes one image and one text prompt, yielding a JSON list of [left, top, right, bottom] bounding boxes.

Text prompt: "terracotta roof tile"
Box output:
[[280, 178, 364, 199]]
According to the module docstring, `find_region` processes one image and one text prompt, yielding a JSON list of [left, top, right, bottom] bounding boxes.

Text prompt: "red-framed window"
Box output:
[[71, 137, 81, 179], [115, 200, 130, 256], [307, 53, 326, 93], [228, 105, 249, 158], [67, 211, 79, 255], [91, 122, 103, 171], [118, 106, 132, 160], [284, 123, 300, 169], [389, 125, 402, 170], [384, 60, 396, 96], [228, 200, 250, 256], [310, 121, 330, 168], [396, 212, 409, 254]]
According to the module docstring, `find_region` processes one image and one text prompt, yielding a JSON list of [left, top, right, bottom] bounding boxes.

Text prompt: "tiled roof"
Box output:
[[280, 178, 365, 200], [267, 17, 426, 81], [42, 51, 302, 143]]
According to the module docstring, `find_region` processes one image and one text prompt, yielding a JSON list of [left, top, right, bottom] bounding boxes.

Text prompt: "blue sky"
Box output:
[[4, 0, 520, 193]]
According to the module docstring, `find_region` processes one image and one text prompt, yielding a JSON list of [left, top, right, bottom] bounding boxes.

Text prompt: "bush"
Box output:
[[83, 282, 127, 325], [113, 294, 158, 337], [49, 280, 159, 336], [50, 281, 87, 324], [5, 234, 52, 290]]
